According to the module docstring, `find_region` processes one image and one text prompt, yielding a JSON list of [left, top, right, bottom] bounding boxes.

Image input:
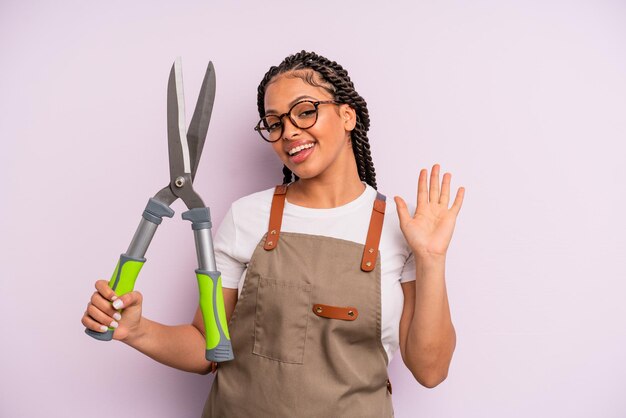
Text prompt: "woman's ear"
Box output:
[[340, 104, 357, 131]]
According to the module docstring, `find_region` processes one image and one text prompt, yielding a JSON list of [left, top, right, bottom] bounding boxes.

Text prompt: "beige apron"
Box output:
[[202, 184, 394, 417]]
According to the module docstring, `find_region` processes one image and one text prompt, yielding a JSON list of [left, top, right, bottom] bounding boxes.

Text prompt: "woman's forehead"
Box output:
[[264, 73, 333, 113]]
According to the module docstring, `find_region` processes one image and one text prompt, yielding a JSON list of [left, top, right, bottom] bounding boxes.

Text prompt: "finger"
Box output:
[[429, 163, 440, 204], [110, 290, 143, 311], [440, 172, 451, 207], [82, 309, 115, 333], [95, 279, 119, 302], [394, 196, 412, 227], [417, 168, 428, 208], [86, 303, 119, 330], [450, 187, 465, 215], [91, 291, 119, 318]]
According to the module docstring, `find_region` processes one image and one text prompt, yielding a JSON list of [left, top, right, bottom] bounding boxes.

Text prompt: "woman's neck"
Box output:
[[286, 174, 366, 209]]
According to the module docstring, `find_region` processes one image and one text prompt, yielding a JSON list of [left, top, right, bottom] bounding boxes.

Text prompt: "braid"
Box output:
[[257, 51, 377, 189], [282, 165, 298, 185]]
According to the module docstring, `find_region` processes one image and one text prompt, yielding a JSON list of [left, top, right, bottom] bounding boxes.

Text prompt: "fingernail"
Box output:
[[113, 312, 122, 321], [111, 295, 118, 301], [100, 325, 108, 332], [110, 320, 119, 329], [112, 299, 123, 309]]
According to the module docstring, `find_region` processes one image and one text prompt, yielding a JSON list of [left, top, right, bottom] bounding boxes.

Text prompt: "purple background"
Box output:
[[1, 1, 625, 417]]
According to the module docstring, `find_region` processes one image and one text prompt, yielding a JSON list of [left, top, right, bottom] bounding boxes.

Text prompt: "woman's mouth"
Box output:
[[288, 142, 316, 164]]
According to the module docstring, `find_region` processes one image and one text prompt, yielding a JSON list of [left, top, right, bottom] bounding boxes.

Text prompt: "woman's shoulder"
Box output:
[[228, 185, 281, 226], [231, 185, 277, 209]]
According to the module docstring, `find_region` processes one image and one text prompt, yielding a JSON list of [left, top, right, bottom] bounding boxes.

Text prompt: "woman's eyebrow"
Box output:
[[265, 95, 318, 115]]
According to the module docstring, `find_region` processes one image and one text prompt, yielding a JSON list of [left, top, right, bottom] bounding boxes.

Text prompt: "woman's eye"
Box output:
[[263, 117, 281, 131], [268, 122, 282, 131], [298, 110, 316, 118]]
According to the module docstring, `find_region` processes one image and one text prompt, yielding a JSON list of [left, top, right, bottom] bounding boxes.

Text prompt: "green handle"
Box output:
[[197, 269, 234, 361], [85, 254, 145, 341]]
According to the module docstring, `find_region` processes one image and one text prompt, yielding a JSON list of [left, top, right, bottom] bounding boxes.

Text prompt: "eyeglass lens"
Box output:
[[260, 101, 319, 142]]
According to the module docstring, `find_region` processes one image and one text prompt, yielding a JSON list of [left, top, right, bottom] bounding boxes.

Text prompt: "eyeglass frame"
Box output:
[[254, 99, 342, 143]]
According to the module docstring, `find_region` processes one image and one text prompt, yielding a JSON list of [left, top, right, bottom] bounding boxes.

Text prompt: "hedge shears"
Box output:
[[84, 58, 234, 363]]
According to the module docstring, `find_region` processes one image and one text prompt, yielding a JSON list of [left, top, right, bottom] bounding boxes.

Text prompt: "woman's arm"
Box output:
[[394, 164, 464, 388], [398, 256, 456, 388], [122, 288, 238, 375]]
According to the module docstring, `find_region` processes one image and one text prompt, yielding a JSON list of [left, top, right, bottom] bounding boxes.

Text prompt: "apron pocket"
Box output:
[[253, 277, 312, 364]]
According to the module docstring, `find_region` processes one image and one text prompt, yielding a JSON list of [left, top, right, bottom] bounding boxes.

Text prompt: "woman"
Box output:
[[82, 50, 464, 417]]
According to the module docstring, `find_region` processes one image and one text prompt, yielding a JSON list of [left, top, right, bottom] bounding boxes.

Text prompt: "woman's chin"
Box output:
[[289, 169, 318, 181]]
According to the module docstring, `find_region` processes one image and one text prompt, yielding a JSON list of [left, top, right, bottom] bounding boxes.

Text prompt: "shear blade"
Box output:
[[187, 61, 216, 181], [167, 57, 192, 179]]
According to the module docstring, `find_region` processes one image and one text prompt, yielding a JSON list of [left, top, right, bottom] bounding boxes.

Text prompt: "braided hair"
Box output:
[[257, 50, 378, 189]]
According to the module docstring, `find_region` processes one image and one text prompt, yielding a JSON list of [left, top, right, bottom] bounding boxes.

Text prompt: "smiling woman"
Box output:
[[199, 51, 464, 416]]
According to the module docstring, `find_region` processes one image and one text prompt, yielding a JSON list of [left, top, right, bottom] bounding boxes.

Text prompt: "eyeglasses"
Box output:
[[254, 100, 340, 142]]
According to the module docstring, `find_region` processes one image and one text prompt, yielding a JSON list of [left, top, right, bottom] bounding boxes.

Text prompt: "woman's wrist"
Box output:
[[120, 316, 149, 346], [413, 249, 447, 265]]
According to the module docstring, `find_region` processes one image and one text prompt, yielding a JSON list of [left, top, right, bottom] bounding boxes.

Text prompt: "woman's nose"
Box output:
[[281, 117, 301, 140]]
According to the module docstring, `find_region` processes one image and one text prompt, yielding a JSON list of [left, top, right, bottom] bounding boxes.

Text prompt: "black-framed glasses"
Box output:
[[254, 100, 340, 142]]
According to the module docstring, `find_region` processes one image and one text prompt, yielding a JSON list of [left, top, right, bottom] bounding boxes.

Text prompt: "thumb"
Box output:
[[112, 290, 143, 310], [394, 196, 412, 227]]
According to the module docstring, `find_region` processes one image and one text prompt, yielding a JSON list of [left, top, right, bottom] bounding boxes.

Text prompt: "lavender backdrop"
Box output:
[[1, 1, 625, 417]]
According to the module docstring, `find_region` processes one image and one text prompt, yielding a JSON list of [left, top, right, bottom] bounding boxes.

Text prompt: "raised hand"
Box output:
[[394, 164, 465, 259]]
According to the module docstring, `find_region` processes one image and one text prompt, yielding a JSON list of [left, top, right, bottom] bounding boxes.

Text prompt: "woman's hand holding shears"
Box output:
[[394, 164, 465, 259], [82, 280, 143, 342]]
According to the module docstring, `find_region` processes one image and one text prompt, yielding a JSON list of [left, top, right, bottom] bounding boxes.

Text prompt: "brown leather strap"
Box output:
[[312, 304, 359, 321], [361, 192, 386, 272], [264, 185, 387, 268], [264, 185, 288, 251]]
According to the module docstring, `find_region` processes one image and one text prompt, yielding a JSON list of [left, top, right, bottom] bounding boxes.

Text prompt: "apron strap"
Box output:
[[263, 184, 288, 251], [360, 192, 386, 272], [264, 185, 386, 272]]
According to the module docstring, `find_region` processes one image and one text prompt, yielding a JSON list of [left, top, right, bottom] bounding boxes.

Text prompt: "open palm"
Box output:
[[394, 164, 465, 258]]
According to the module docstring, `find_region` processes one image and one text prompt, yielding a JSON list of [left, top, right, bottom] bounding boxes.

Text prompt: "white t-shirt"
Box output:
[[213, 182, 416, 364]]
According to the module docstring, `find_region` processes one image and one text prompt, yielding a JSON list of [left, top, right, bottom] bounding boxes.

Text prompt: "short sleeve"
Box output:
[[400, 251, 416, 283], [213, 205, 246, 289]]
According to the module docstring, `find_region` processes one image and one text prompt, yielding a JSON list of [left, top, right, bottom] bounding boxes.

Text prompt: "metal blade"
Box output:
[[153, 184, 178, 207], [187, 61, 216, 181], [167, 57, 192, 183]]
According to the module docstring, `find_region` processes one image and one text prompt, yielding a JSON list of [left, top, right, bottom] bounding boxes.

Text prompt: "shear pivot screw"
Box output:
[[175, 176, 185, 188]]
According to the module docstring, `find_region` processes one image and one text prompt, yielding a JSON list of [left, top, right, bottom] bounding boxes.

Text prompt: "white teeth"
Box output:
[[288, 143, 315, 156]]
